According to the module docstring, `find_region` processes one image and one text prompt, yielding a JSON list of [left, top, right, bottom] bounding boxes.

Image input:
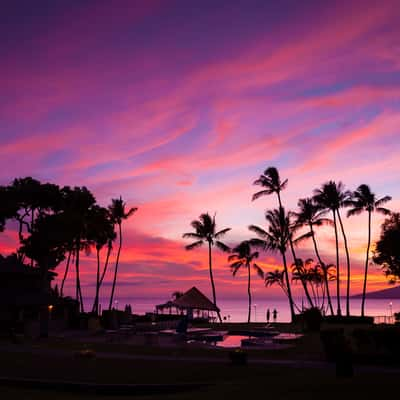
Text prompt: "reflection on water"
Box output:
[[215, 335, 258, 348]]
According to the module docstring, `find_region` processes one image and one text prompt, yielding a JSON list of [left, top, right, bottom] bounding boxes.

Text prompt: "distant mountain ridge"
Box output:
[[352, 286, 400, 299]]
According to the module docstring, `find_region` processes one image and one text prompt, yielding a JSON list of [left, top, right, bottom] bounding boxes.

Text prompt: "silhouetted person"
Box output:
[[273, 308, 277, 322], [266, 308, 270, 323]]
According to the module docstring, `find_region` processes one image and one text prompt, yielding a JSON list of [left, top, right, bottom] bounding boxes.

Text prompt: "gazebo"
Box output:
[[155, 287, 219, 321]]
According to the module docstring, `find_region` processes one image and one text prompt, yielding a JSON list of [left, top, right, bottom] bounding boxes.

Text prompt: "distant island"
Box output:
[[352, 286, 400, 299]]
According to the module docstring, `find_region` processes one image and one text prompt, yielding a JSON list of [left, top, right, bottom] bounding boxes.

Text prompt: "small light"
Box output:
[[48, 305, 53, 311]]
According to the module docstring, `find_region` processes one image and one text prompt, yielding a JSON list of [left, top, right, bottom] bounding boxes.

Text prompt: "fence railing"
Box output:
[[373, 315, 395, 324]]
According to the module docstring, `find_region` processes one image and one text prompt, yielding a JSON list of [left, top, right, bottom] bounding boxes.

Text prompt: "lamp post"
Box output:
[[389, 301, 393, 322], [254, 304, 257, 322]]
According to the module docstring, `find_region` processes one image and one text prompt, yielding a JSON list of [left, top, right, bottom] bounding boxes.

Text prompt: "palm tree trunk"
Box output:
[[289, 239, 313, 308], [30, 208, 35, 268], [60, 249, 72, 297], [99, 243, 112, 286], [247, 263, 251, 324], [208, 241, 222, 323], [93, 247, 101, 314], [310, 224, 334, 315], [337, 210, 351, 316], [109, 223, 122, 310], [333, 211, 341, 316], [361, 211, 372, 317], [281, 249, 295, 321], [75, 243, 84, 313], [277, 191, 283, 209]]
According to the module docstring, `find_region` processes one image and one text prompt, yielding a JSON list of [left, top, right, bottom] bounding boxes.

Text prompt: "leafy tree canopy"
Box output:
[[373, 213, 400, 283]]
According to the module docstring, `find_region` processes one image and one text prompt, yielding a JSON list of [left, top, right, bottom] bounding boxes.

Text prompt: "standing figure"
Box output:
[[266, 308, 271, 323], [273, 308, 278, 322]]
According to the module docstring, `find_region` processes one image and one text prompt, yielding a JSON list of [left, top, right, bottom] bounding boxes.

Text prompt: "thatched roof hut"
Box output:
[[155, 287, 219, 317], [172, 287, 219, 312]]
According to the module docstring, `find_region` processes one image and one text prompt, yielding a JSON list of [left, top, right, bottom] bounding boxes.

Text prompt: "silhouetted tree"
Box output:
[[60, 249, 73, 297], [265, 269, 291, 300], [249, 208, 296, 321], [228, 241, 263, 323], [252, 166, 288, 207], [61, 186, 97, 312], [313, 181, 351, 316], [348, 184, 391, 316], [252, 167, 304, 297], [108, 196, 137, 310], [87, 206, 116, 314], [183, 213, 231, 322], [19, 212, 70, 336], [291, 257, 314, 308], [293, 198, 334, 315], [373, 213, 400, 281]]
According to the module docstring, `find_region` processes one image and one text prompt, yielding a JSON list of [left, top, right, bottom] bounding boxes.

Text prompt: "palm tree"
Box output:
[[252, 167, 303, 294], [265, 270, 298, 312], [293, 198, 334, 315], [249, 208, 296, 321], [60, 248, 73, 297], [183, 213, 231, 322], [108, 197, 137, 310], [291, 257, 314, 308], [87, 206, 116, 315], [347, 184, 391, 316], [228, 241, 264, 323], [313, 181, 351, 316], [252, 166, 288, 207], [61, 186, 97, 312]]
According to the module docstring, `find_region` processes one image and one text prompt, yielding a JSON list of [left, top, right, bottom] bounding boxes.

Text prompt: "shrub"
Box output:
[[302, 307, 323, 331]]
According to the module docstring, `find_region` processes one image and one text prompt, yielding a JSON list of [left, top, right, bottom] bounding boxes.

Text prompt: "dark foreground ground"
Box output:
[[0, 340, 397, 400]]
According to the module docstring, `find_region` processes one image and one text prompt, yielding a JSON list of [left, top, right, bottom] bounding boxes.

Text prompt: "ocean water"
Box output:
[[84, 297, 399, 323]]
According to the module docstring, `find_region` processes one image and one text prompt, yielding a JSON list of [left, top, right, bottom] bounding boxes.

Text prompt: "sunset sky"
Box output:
[[1, 0, 400, 302]]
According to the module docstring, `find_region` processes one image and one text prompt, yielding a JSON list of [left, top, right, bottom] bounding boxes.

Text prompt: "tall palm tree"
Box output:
[[347, 184, 391, 316], [87, 206, 116, 315], [252, 167, 303, 291], [228, 241, 264, 323], [293, 198, 334, 315], [61, 186, 97, 312], [60, 249, 73, 297], [313, 181, 351, 316], [183, 213, 231, 322], [249, 207, 296, 321], [108, 197, 137, 310]]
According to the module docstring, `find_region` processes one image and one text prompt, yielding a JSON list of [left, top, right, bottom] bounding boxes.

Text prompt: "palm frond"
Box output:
[[126, 207, 138, 217], [252, 263, 264, 279], [215, 241, 230, 253], [293, 231, 312, 245], [230, 261, 243, 276], [252, 189, 272, 201], [249, 238, 267, 249], [347, 207, 363, 217], [228, 254, 239, 262], [182, 232, 203, 239], [215, 228, 231, 239], [185, 240, 204, 251], [376, 207, 391, 216], [248, 224, 268, 237], [375, 196, 392, 207]]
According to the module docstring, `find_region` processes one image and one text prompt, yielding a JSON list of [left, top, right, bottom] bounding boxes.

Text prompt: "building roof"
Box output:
[[171, 287, 219, 312]]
